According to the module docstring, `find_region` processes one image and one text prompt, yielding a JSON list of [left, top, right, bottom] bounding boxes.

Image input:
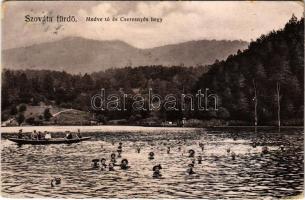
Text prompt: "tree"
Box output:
[[276, 82, 281, 131], [25, 117, 35, 125], [42, 75, 54, 98], [254, 63, 267, 80], [43, 108, 52, 121], [218, 107, 230, 119], [96, 114, 107, 124], [288, 14, 298, 24], [18, 104, 27, 113], [10, 106, 18, 115], [270, 61, 293, 131], [81, 73, 94, 90], [252, 79, 258, 132], [16, 113, 25, 125]]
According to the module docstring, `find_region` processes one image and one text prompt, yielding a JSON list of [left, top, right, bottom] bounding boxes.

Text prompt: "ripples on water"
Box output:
[[1, 128, 304, 199]]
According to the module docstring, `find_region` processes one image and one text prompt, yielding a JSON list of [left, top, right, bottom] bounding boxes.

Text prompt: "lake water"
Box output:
[[1, 126, 304, 199]]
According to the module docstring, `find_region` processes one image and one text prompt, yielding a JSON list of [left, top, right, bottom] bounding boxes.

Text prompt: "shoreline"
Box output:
[[0, 125, 303, 134], [0, 125, 200, 134]]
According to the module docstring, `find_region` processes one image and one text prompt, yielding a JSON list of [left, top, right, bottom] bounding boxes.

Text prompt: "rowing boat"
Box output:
[[8, 137, 91, 145]]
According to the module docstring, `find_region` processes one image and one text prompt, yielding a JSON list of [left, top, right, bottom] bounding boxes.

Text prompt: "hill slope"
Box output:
[[196, 16, 304, 124], [2, 37, 248, 74]]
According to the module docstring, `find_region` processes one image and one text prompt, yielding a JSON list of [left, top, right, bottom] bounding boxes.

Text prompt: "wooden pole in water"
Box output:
[[276, 82, 281, 132]]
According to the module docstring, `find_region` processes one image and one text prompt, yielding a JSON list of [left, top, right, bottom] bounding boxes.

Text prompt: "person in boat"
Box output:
[[45, 132, 52, 140], [37, 131, 41, 140], [31, 130, 37, 140], [41, 131, 48, 140], [148, 152, 155, 160], [152, 164, 162, 178], [17, 129, 23, 139], [65, 131, 73, 140], [100, 158, 107, 171], [92, 159, 100, 168], [110, 153, 117, 164], [77, 129, 82, 139], [120, 159, 130, 170], [186, 163, 196, 175], [188, 149, 195, 158]]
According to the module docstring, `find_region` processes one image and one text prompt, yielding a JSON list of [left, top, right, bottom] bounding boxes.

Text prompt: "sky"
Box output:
[[2, 1, 304, 49]]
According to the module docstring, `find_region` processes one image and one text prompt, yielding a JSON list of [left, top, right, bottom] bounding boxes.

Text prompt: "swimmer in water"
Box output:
[[188, 149, 195, 158], [178, 147, 181, 152], [51, 177, 61, 187], [118, 142, 123, 152], [136, 146, 141, 153], [186, 164, 196, 175], [199, 143, 204, 151], [262, 146, 269, 154], [227, 148, 231, 154], [231, 152, 236, 160], [167, 146, 170, 154], [197, 156, 203, 164], [117, 150, 122, 158], [152, 164, 162, 178], [117, 142, 123, 157], [92, 159, 100, 169], [100, 158, 107, 171], [247, 148, 251, 154], [120, 159, 130, 170], [110, 153, 117, 164], [108, 163, 115, 171], [149, 152, 155, 160]]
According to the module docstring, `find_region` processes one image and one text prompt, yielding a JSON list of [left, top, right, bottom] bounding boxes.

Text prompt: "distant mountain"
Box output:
[[2, 37, 248, 74]]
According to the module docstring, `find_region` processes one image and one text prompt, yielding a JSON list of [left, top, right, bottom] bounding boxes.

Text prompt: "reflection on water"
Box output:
[[1, 128, 304, 199]]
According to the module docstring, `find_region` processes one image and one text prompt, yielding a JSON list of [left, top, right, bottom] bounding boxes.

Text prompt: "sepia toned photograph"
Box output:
[[1, 1, 304, 199]]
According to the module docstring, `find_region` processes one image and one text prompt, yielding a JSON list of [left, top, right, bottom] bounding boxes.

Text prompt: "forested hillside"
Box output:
[[196, 16, 304, 125], [2, 16, 303, 126], [1, 66, 208, 124]]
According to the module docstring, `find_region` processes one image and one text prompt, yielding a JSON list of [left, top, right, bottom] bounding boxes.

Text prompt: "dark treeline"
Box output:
[[2, 16, 304, 125], [196, 16, 304, 125], [1, 65, 208, 123]]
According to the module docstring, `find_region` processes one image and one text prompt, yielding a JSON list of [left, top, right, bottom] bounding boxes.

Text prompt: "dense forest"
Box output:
[[196, 15, 304, 125], [1, 16, 304, 126]]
